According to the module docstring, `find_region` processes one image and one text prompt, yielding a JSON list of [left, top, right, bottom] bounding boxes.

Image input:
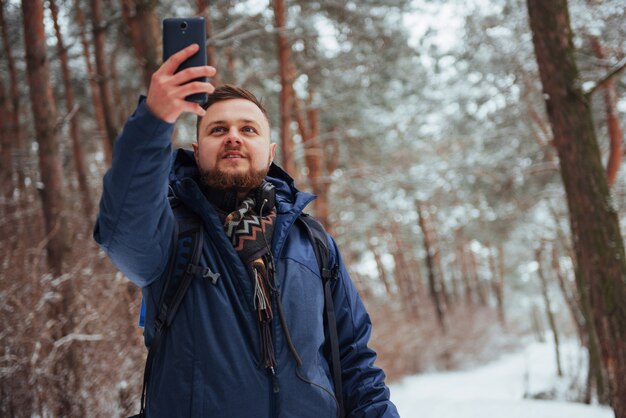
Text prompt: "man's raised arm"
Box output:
[[93, 44, 216, 287]]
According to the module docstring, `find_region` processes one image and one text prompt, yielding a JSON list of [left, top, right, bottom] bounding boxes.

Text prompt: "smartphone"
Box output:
[[162, 17, 208, 103]]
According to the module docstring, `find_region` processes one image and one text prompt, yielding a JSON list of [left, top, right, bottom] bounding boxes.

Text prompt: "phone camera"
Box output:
[[180, 21, 188, 30]]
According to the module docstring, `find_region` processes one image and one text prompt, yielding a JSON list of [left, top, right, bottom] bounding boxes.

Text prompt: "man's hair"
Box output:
[[196, 84, 268, 139]]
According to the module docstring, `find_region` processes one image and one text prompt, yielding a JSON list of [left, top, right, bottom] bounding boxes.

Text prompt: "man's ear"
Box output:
[[192, 143, 199, 162], [269, 143, 277, 163]]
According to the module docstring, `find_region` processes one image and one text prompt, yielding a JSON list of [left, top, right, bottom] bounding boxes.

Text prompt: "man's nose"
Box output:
[[225, 127, 242, 144]]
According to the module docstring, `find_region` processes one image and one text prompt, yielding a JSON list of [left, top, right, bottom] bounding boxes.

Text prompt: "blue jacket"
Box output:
[[94, 99, 399, 418]]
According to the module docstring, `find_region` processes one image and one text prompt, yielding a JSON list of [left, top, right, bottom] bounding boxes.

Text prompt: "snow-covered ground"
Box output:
[[389, 339, 614, 418]]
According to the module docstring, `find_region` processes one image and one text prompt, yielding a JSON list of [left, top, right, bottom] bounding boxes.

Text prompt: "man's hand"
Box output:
[[146, 44, 216, 123]]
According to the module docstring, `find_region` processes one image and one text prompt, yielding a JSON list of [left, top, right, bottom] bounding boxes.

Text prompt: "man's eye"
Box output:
[[242, 126, 256, 133], [210, 127, 226, 134]]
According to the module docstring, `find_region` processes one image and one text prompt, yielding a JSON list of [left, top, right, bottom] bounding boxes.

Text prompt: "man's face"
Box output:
[[193, 99, 276, 190]]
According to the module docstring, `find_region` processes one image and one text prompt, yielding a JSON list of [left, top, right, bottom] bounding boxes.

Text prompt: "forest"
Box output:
[[0, 0, 625, 417]]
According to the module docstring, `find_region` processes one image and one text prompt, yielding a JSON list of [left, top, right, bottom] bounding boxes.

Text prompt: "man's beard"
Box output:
[[199, 165, 269, 191]]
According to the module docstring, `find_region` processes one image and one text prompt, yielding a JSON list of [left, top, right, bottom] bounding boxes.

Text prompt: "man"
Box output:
[[94, 44, 399, 418]]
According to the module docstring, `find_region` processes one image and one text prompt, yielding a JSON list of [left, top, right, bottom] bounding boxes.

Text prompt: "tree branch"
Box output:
[[584, 56, 626, 97]]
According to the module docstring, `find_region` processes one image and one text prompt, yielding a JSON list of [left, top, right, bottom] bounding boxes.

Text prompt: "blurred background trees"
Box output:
[[0, 0, 624, 416]]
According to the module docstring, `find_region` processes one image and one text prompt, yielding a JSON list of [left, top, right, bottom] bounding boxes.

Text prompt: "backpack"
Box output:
[[131, 203, 345, 418]]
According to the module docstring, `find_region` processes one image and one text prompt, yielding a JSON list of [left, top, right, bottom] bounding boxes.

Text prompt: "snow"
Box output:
[[389, 339, 614, 418]]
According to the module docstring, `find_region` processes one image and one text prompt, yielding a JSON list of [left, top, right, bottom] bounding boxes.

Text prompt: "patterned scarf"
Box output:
[[222, 195, 277, 372]]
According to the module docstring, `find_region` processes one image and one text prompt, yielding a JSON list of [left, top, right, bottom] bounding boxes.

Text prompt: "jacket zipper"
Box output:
[[268, 288, 280, 418]]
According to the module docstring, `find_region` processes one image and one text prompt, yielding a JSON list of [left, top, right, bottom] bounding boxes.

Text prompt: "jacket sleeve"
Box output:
[[93, 98, 176, 288], [329, 237, 400, 418]]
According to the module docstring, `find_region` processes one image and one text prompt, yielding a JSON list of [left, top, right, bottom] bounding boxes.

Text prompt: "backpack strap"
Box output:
[[135, 203, 205, 417], [297, 214, 345, 418]]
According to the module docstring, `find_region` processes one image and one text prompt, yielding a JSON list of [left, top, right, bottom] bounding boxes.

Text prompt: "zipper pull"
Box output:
[[269, 366, 280, 393]]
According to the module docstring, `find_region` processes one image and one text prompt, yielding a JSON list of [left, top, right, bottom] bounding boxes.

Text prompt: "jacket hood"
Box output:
[[169, 148, 315, 215]]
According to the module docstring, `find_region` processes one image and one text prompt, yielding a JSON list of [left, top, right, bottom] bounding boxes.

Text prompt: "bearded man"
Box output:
[[94, 44, 399, 418]]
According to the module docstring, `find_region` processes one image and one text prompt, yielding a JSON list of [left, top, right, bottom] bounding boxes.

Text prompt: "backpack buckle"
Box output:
[[187, 263, 220, 284], [322, 265, 339, 281], [202, 268, 220, 285]]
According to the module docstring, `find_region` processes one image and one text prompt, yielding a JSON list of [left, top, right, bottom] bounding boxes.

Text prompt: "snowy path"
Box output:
[[388, 340, 614, 418]]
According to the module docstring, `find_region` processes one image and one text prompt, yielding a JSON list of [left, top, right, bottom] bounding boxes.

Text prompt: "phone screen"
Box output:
[[162, 17, 208, 103]]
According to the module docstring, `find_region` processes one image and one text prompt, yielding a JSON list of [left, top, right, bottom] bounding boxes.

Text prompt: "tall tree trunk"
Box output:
[[448, 266, 461, 305], [390, 223, 420, 319], [225, 46, 236, 84], [426, 206, 450, 307], [548, 203, 606, 402], [273, 0, 296, 177], [468, 248, 487, 306], [196, 0, 222, 86], [536, 245, 563, 377], [498, 243, 507, 322], [527, 1, 626, 414], [90, 0, 119, 155], [588, 37, 623, 188], [49, 0, 94, 219], [120, 0, 160, 89], [74, 0, 110, 164], [369, 240, 394, 298], [576, 256, 609, 405], [0, 74, 11, 199], [488, 243, 506, 326], [22, 0, 69, 276], [551, 243, 584, 343], [294, 94, 330, 227], [416, 202, 446, 331], [455, 229, 474, 306], [0, 0, 24, 192], [531, 303, 546, 342], [110, 31, 128, 128]]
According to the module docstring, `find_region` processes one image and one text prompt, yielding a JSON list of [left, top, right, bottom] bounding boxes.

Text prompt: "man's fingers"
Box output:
[[170, 66, 216, 86], [178, 100, 207, 118], [177, 81, 216, 98], [191, 104, 207, 118], [160, 43, 200, 74]]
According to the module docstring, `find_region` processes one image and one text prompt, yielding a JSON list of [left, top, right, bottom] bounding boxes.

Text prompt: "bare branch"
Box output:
[[210, 28, 268, 47], [584, 56, 626, 97]]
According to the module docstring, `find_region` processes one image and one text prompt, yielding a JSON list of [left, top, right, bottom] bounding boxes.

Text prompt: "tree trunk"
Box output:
[[273, 0, 296, 177], [488, 243, 506, 326], [468, 247, 487, 306], [531, 303, 546, 342], [120, 0, 160, 89], [22, 0, 69, 276], [527, 1, 626, 414], [390, 223, 420, 319], [0, 74, 11, 199], [196, 0, 222, 86], [294, 94, 330, 227], [448, 267, 461, 306], [74, 0, 110, 164], [427, 206, 450, 307], [110, 31, 128, 128], [551, 242, 584, 343], [416, 202, 446, 331], [90, 0, 119, 155], [576, 257, 609, 404], [548, 203, 606, 402], [0, 0, 24, 192], [588, 37, 623, 188], [49, 0, 94, 219], [369, 240, 394, 298], [225, 46, 236, 84], [455, 229, 474, 306], [536, 245, 563, 377], [498, 243, 507, 322]]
